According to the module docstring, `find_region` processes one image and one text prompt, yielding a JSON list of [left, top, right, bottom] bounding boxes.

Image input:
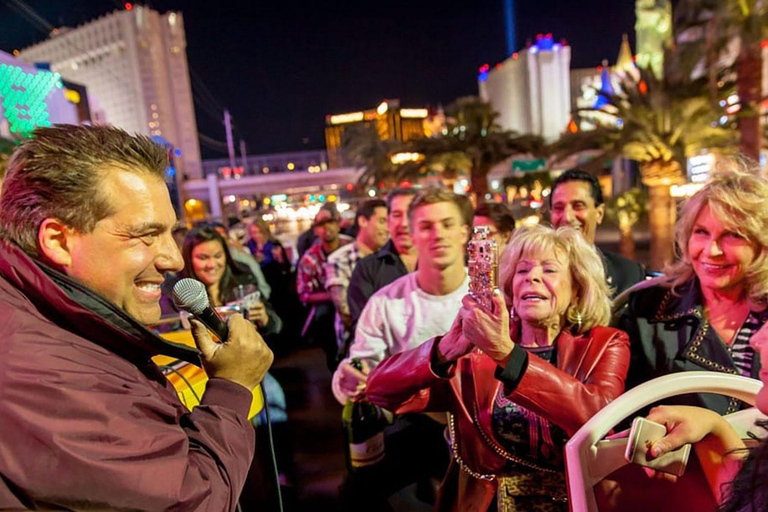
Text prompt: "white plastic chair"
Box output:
[[565, 371, 765, 512]]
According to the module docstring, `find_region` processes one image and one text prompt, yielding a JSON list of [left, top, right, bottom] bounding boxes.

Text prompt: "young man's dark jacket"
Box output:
[[0, 240, 255, 510], [347, 240, 409, 329]]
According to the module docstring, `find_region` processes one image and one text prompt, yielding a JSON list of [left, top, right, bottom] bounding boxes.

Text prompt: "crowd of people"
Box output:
[[2, 124, 768, 511]]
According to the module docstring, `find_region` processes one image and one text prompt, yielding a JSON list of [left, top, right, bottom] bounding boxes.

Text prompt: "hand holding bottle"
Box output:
[[338, 358, 369, 401], [342, 358, 386, 471]]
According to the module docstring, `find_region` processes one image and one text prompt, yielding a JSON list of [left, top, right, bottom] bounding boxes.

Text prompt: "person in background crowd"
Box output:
[[347, 188, 419, 335], [550, 169, 645, 296], [247, 217, 288, 273], [176, 225, 281, 337], [296, 201, 339, 259], [325, 198, 388, 360], [297, 207, 353, 369], [333, 188, 471, 509], [618, 164, 768, 416], [207, 221, 271, 301], [245, 216, 305, 356], [473, 201, 515, 249], [0, 125, 272, 510], [367, 225, 630, 511]]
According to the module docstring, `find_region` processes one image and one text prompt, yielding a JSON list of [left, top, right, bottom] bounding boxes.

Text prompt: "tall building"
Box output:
[[478, 34, 571, 142], [19, 6, 203, 179], [324, 99, 430, 168]]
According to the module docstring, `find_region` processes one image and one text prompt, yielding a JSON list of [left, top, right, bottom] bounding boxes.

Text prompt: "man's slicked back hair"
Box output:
[[0, 125, 169, 256], [356, 198, 387, 223], [550, 168, 604, 208], [385, 187, 418, 212]]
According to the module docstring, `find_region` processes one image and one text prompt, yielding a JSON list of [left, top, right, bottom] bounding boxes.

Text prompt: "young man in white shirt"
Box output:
[[332, 187, 472, 509]]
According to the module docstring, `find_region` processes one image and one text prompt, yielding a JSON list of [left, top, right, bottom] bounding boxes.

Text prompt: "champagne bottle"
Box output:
[[342, 358, 385, 470]]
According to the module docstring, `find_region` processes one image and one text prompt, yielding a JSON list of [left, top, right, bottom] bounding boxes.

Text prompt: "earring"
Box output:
[[509, 306, 515, 321], [566, 304, 583, 332]]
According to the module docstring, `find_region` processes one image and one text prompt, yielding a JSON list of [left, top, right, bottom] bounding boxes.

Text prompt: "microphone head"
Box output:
[[173, 278, 209, 315]]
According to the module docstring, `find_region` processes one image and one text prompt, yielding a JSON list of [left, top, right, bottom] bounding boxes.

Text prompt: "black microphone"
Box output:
[[172, 278, 229, 342]]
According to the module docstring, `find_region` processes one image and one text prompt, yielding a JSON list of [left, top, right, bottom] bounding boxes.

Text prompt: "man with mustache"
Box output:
[[549, 169, 645, 297]]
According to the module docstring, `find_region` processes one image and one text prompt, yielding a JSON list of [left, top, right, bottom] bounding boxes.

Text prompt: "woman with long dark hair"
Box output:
[[179, 225, 281, 335]]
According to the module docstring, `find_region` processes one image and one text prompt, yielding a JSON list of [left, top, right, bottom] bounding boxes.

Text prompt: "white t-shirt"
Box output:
[[331, 271, 469, 404]]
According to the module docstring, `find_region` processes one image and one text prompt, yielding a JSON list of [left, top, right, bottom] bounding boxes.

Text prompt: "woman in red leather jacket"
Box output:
[[367, 225, 630, 511]]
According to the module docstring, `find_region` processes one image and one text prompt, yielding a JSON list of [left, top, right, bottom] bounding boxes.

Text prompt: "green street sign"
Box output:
[[511, 159, 547, 172]]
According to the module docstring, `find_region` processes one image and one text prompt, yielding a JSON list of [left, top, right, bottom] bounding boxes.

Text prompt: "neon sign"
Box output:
[[0, 63, 63, 136]]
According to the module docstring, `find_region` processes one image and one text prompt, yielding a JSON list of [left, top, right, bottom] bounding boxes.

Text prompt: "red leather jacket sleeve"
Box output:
[[507, 328, 630, 436], [366, 337, 456, 413]]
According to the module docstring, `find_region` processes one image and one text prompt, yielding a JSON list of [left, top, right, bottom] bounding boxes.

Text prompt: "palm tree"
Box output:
[[670, 0, 768, 161], [551, 68, 737, 270], [342, 123, 406, 191], [408, 97, 546, 199], [422, 151, 472, 189], [605, 188, 648, 260]]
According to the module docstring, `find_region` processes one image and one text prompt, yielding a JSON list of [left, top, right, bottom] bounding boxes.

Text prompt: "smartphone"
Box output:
[[624, 417, 691, 477], [467, 226, 499, 312]]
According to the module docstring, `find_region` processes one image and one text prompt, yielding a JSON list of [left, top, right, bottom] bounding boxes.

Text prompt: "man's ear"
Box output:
[[461, 222, 471, 245], [596, 203, 606, 225], [38, 218, 75, 268]]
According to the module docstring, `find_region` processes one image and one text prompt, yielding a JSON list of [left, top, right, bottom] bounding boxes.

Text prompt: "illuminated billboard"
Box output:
[[0, 51, 83, 137]]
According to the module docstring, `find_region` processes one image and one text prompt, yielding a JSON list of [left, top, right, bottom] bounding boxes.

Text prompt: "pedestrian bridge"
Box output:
[[182, 166, 363, 200]]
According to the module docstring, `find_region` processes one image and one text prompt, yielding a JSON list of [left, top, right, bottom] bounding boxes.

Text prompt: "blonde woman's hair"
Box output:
[[665, 158, 768, 304], [498, 224, 612, 334]]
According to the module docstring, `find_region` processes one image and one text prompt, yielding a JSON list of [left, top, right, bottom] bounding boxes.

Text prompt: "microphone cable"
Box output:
[[259, 386, 284, 512]]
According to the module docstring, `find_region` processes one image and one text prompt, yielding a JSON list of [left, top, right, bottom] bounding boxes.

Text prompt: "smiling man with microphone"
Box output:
[[0, 125, 273, 510]]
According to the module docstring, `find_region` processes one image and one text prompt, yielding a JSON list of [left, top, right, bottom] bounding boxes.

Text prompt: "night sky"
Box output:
[[0, 0, 636, 157]]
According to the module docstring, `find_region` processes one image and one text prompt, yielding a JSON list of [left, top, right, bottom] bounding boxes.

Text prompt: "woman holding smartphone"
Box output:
[[177, 225, 282, 337], [366, 225, 631, 511]]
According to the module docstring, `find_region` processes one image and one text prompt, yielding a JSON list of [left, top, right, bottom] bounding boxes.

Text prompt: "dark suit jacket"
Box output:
[[617, 278, 765, 416], [598, 248, 645, 298]]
